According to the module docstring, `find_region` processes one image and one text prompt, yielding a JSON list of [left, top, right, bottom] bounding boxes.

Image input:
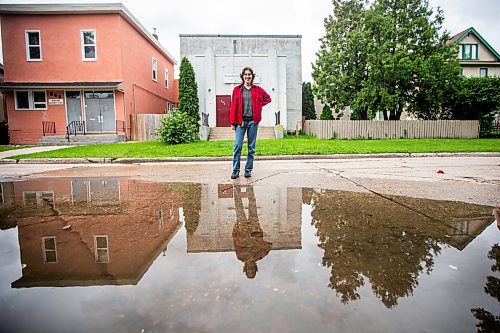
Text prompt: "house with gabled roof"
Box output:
[[448, 27, 500, 77], [0, 3, 177, 145]]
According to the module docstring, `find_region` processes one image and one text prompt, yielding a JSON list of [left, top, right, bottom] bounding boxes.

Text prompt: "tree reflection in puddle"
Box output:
[[471, 240, 500, 332], [305, 188, 494, 308], [0, 177, 497, 333]]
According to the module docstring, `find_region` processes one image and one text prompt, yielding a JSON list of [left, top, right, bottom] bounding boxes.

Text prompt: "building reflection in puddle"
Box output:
[[0, 178, 302, 287], [186, 183, 302, 278], [303, 188, 495, 308], [0, 178, 185, 287], [0, 177, 495, 317]]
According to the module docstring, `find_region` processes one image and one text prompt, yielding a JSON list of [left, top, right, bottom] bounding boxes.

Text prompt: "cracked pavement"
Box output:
[[1, 156, 498, 207]]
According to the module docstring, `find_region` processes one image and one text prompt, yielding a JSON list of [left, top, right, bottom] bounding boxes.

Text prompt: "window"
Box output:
[[479, 68, 488, 78], [94, 235, 109, 263], [81, 30, 97, 61], [23, 191, 54, 205], [25, 30, 42, 61], [15, 90, 47, 110], [164, 68, 169, 88], [152, 58, 158, 82], [461, 44, 478, 60], [42, 237, 57, 263]]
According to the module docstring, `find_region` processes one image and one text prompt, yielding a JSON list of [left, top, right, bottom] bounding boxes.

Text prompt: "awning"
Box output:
[[0, 81, 124, 90]]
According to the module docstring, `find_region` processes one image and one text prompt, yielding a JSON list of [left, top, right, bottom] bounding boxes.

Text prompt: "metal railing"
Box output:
[[66, 121, 86, 141], [42, 121, 56, 136], [275, 111, 281, 125]]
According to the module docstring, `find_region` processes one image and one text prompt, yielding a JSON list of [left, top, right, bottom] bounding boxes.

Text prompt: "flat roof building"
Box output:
[[180, 34, 302, 131]]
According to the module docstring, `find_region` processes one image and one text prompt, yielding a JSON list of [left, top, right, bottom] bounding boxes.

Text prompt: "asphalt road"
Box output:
[[1, 156, 498, 207]]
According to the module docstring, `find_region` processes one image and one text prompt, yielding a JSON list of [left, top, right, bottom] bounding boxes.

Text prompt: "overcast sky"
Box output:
[[1, 0, 499, 81]]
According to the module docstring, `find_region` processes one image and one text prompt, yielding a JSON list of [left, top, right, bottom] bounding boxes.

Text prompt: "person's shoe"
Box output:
[[231, 172, 239, 179], [244, 171, 252, 178]]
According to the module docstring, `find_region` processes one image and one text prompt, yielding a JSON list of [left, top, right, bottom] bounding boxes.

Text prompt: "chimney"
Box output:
[[152, 28, 158, 40]]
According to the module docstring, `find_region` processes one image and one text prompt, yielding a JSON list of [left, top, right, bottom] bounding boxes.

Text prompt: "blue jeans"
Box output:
[[232, 119, 259, 174]]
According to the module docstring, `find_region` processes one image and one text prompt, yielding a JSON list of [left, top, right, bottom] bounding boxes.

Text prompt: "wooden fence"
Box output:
[[130, 114, 168, 141], [304, 120, 480, 139]]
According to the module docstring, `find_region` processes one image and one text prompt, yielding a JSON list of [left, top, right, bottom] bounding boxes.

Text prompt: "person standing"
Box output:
[[229, 67, 271, 179]]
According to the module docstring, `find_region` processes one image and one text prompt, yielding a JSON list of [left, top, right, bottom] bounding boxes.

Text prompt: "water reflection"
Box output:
[[186, 183, 302, 253], [0, 176, 496, 328], [305, 188, 494, 308], [232, 185, 272, 279], [471, 211, 500, 332], [0, 178, 185, 287]]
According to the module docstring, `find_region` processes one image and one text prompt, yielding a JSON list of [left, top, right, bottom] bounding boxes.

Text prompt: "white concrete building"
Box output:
[[180, 34, 302, 131]]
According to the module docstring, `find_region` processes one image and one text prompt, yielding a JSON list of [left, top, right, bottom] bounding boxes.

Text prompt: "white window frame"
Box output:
[[42, 236, 58, 263], [479, 68, 488, 78], [152, 58, 158, 82], [94, 235, 109, 263], [25, 30, 42, 61], [81, 29, 97, 61], [461, 44, 478, 60], [164, 68, 169, 88], [14, 90, 48, 110]]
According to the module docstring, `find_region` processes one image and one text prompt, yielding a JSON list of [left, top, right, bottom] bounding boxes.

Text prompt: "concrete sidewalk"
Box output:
[[0, 146, 70, 159]]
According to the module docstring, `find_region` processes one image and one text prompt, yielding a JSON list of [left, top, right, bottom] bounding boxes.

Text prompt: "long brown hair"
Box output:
[[239, 67, 255, 84]]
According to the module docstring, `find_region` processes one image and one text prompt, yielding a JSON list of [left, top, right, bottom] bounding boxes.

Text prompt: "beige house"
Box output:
[[448, 27, 500, 77]]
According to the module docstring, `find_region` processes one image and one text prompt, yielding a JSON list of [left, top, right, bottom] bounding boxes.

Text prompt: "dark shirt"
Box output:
[[242, 86, 253, 119]]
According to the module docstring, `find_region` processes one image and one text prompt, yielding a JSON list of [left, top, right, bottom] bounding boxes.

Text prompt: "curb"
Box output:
[[1, 152, 499, 164]]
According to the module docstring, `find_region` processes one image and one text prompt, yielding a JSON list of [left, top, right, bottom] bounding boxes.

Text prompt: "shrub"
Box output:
[[157, 109, 199, 145], [320, 104, 334, 120]]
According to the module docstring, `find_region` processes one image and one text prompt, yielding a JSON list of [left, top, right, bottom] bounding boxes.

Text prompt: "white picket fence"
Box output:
[[304, 120, 480, 139]]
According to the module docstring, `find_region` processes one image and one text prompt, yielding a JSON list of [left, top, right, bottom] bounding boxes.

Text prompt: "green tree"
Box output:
[[362, 0, 458, 120], [313, 0, 370, 119], [178, 57, 200, 123], [320, 104, 334, 120], [302, 82, 316, 120], [314, 0, 459, 121], [448, 77, 500, 136]]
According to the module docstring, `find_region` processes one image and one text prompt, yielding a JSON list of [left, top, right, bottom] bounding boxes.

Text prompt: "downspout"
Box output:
[[122, 90, 128, 140], [132, 84, 136, 141], [132, 83, 136, 114]]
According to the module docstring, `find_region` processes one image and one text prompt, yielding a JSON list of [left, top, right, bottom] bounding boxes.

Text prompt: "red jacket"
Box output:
[[229, 84, 271, 125]]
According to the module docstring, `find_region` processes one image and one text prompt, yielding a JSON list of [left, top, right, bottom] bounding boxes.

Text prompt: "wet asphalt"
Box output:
[[0, 145, 498, 208]]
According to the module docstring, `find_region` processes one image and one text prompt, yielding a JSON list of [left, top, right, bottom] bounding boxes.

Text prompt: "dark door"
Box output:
[[84, 91, 116, 132], [216, 95, 231, 127]]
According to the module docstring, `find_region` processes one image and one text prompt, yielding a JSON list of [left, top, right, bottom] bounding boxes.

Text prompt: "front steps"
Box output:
[[38, 134, 127, 146], [208, 126, 275, 141]]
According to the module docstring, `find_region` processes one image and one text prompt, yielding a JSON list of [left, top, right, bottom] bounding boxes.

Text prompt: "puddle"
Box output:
[[0, 177, 498, 333]]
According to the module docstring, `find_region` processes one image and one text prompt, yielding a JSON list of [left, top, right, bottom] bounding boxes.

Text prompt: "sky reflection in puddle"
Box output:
[[0, 177, 498, 333]]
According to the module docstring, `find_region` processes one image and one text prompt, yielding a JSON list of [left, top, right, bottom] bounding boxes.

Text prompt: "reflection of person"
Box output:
[[494, 207, 500, 231], [229, 67, 271, 179], [232, 185, 272, 279]]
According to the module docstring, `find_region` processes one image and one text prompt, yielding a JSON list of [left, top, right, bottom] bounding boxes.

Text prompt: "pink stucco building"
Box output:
[[0, 3, 177, 144]]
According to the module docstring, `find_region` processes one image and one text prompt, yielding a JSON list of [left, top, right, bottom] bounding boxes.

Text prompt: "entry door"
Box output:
[[84, 91, 116, 133], [216, 95, 231, 127], [66, 91, 82, 125]]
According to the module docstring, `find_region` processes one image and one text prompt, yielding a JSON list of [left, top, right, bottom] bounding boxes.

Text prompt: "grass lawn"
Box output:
[[7, 136, 500, 159], [0, 146, 30, 153]]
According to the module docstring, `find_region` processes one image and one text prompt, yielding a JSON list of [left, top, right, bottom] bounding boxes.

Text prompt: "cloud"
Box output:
[[0, 0, 498, 82]]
